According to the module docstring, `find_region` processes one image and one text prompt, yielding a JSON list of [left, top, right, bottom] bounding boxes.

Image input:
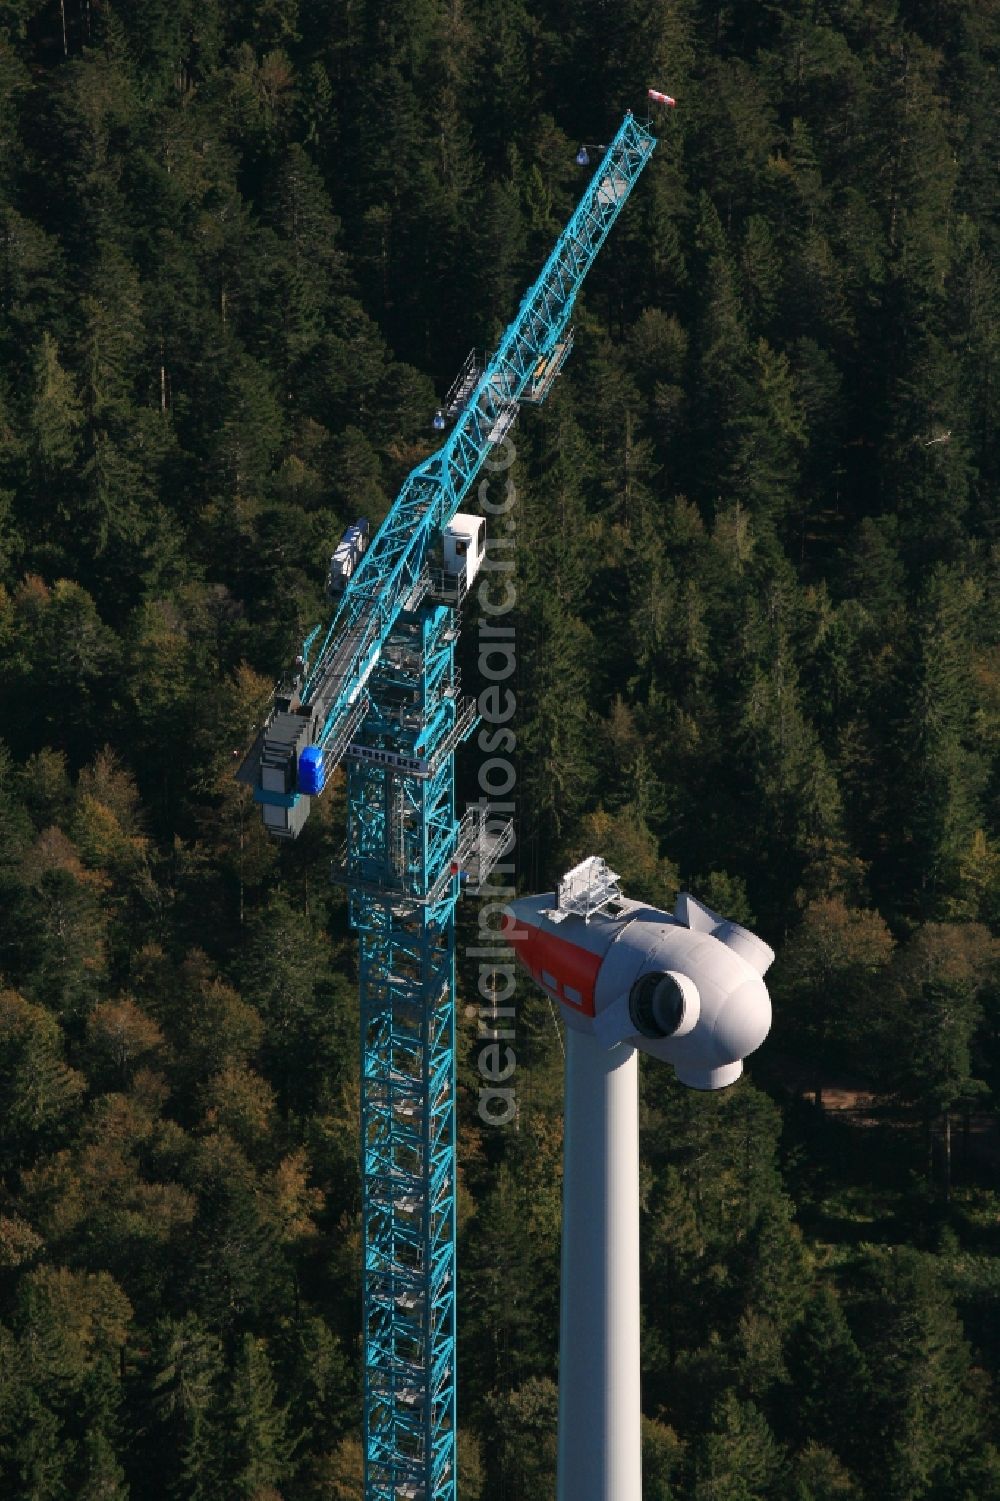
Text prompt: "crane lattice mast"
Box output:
[[238, 109, 657, 1501]]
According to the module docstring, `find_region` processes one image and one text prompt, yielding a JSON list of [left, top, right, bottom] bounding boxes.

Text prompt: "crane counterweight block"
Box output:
[[236, 707, 315, 839]]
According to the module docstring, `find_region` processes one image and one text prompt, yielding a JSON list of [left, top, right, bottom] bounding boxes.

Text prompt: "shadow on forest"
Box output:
[[762, 1074, 1000, 1254]]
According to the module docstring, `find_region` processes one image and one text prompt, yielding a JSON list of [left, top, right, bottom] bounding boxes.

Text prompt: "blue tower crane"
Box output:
[[238, 109, 657, 1501]]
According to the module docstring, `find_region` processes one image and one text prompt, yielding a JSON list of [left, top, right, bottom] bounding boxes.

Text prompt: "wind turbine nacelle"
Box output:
[[502, 884, 774, 1090]]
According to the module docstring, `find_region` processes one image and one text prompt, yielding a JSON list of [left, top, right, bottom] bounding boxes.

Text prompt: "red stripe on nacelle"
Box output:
[[502, 915, 601, 1016]]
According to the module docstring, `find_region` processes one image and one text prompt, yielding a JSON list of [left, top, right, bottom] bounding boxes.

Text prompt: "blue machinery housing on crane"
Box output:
[[238, 109, 657, 1501]]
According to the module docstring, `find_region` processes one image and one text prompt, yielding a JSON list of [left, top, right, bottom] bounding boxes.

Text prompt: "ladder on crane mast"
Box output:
[[236, 108, 657, 1501]]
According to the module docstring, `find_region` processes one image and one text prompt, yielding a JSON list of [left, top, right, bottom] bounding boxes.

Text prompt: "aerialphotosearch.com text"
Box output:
[[470, 436, 523, 1126]]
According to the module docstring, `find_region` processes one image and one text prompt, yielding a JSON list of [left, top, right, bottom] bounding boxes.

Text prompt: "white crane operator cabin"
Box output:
[[443, 513, 485, 589]]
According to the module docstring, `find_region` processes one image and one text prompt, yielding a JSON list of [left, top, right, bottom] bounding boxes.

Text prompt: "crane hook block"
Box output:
[[298, 746, 326, 796]]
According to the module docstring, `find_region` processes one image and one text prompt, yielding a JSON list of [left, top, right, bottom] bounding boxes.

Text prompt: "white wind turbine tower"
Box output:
[[504, 857, 775, 1501]]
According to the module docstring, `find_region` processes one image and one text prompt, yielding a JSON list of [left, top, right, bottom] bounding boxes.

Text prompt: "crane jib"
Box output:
[[237, 111, 656, 830], [299, 113, 655, 763]]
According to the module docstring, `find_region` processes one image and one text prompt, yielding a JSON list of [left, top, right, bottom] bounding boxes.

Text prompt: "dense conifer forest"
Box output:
[[0, 0, 998, 1496]]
